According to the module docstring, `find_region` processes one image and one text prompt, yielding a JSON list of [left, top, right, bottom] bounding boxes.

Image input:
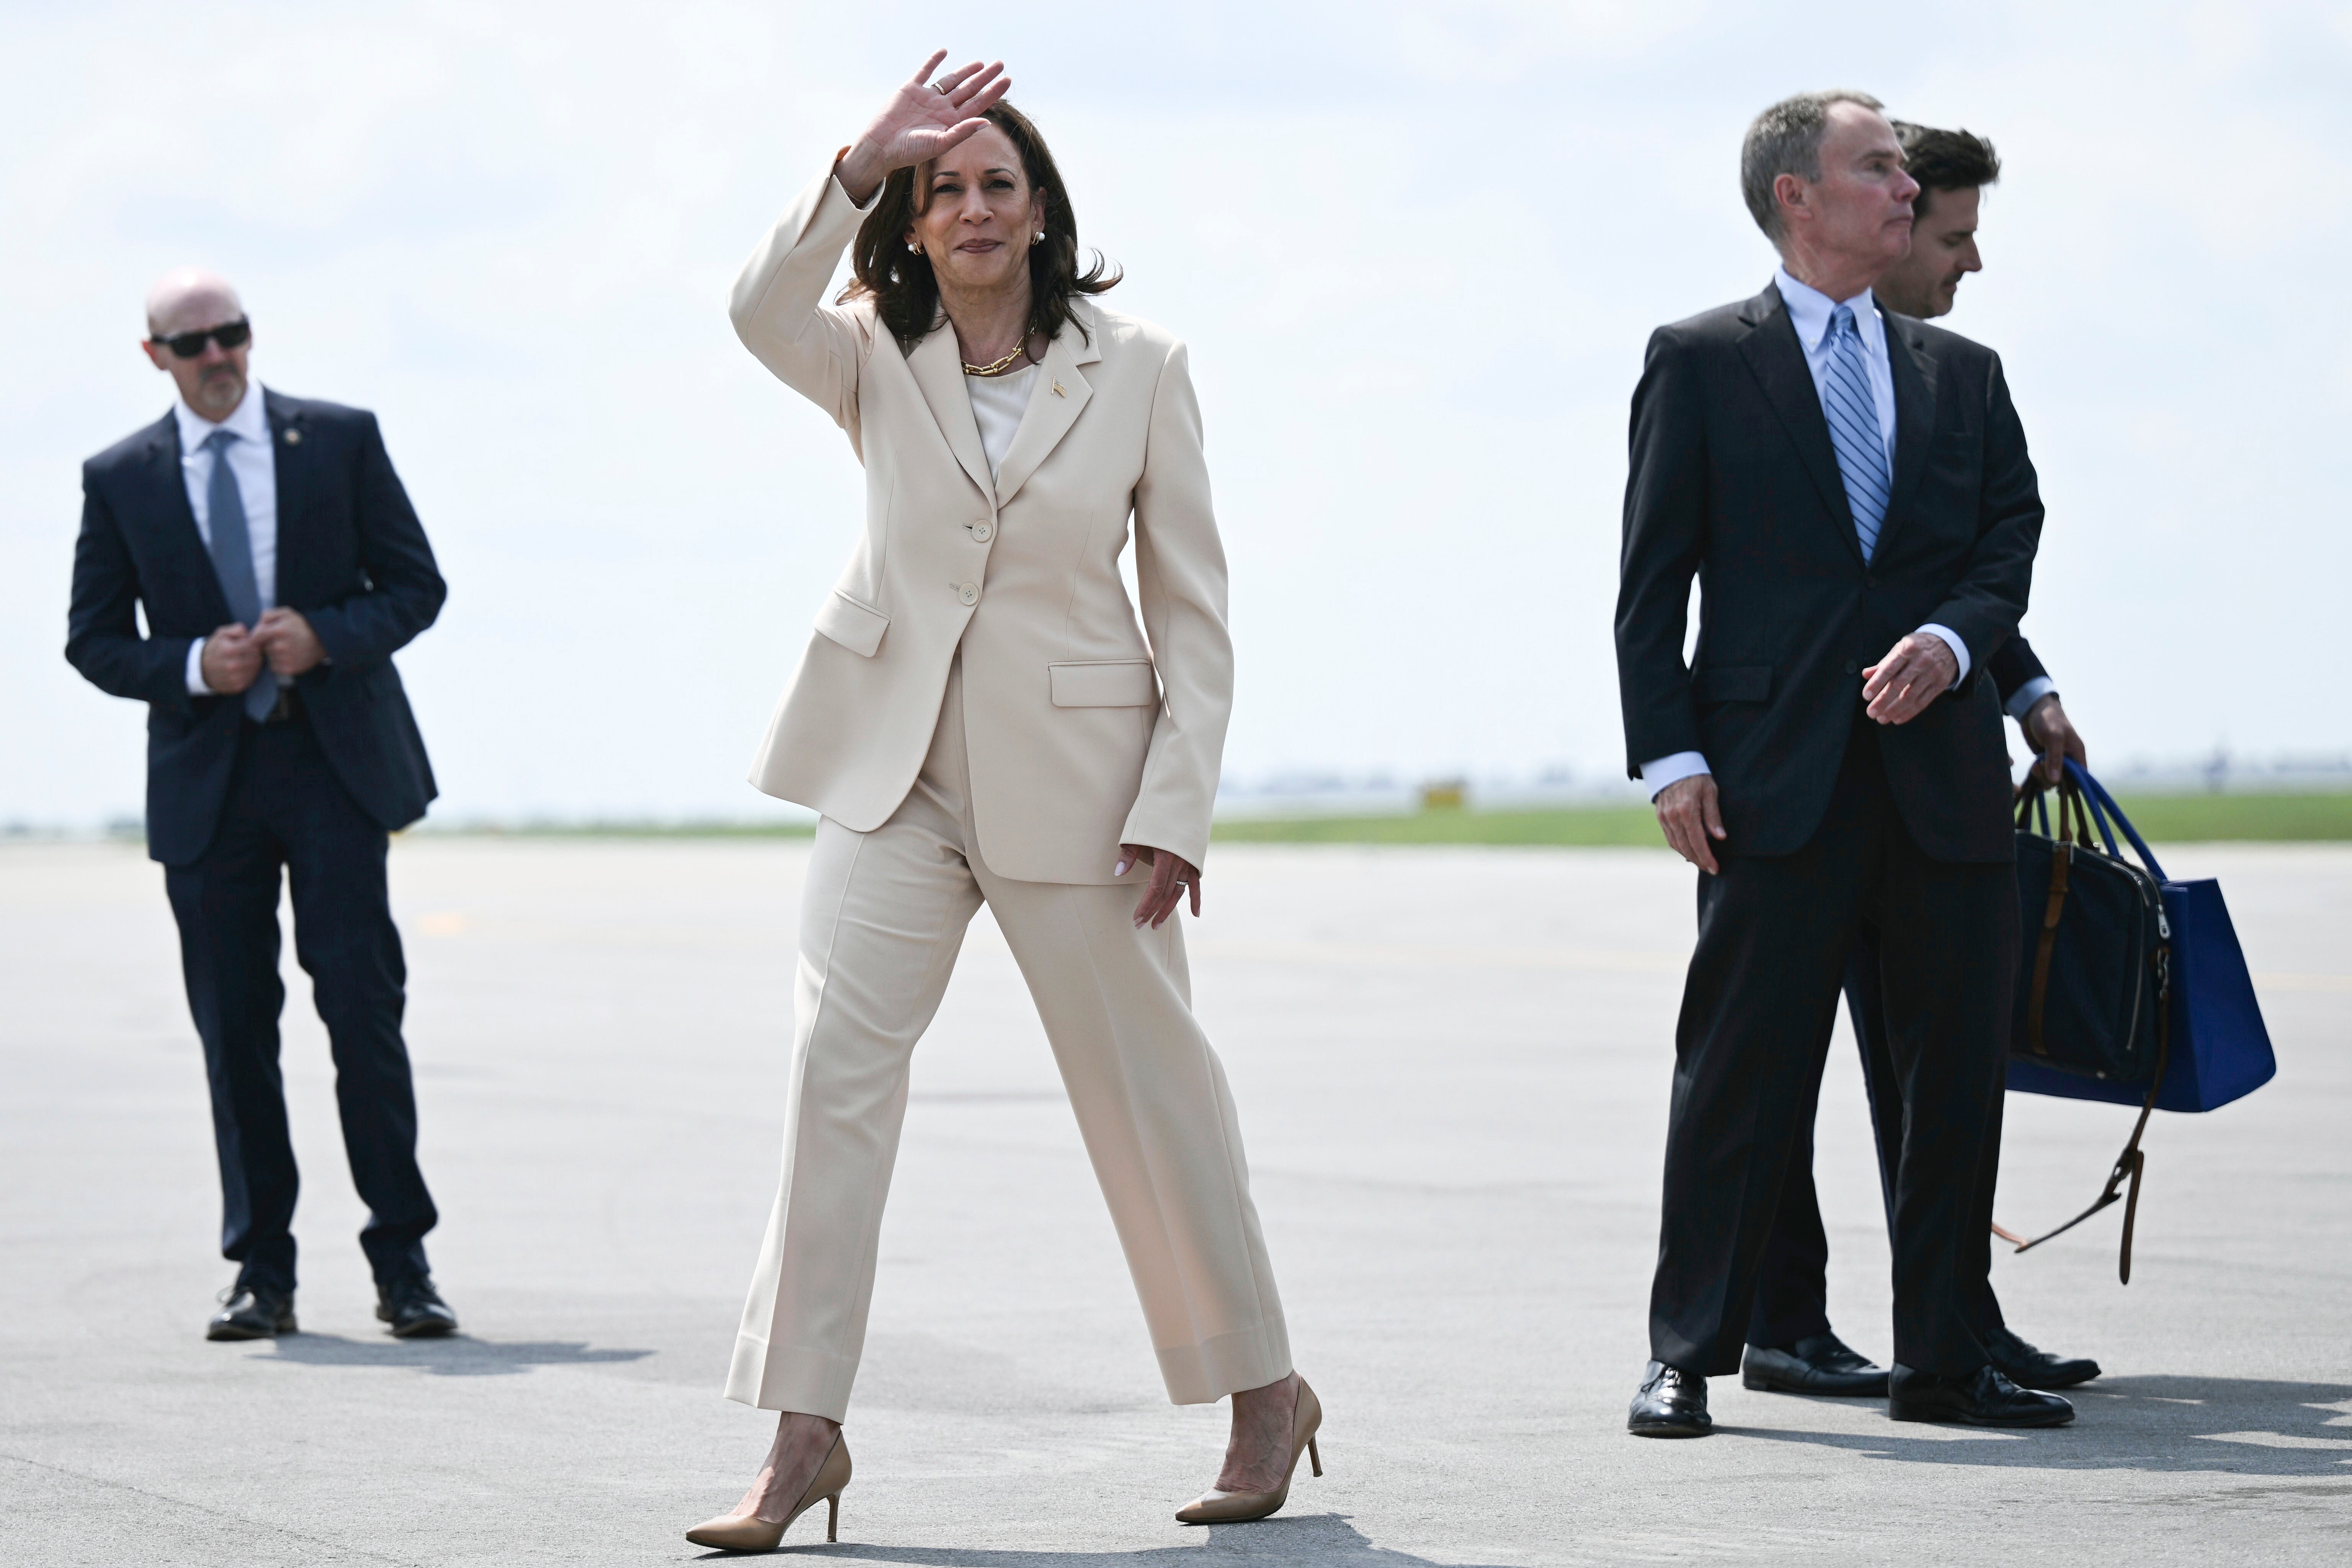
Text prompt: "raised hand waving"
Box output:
[[836, 50, 1011, 204]]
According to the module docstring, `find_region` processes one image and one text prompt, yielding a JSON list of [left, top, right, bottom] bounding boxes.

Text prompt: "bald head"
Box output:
[[145, 268, 244, 338], [141, 268, 252, 421]]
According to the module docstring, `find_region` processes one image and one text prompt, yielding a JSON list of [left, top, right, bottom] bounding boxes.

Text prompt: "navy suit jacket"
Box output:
[[1615, 284, 2045, 863], [1988, 633, 2048, 706], [67, 389, 445, 866]]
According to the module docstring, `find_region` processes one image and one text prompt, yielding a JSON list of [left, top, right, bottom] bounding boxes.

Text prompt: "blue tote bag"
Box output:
[[2002, 762, 2277, 1279]]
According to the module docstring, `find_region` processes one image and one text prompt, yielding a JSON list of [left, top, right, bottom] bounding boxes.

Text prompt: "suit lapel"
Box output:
[[1879, 314, 1938, 558], [1735, 285, 1865, 567], [143, 411, 235, 625], [991, 315, 1099, 508], [905, 320, 995, 501], [265, 390, 305, 603]]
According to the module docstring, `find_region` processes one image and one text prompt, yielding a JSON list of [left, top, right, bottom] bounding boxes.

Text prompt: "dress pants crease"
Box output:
[[1650, 715, 2011, 1378], [729, 658, 1290, 1421], [163, 717, 437, 1293]]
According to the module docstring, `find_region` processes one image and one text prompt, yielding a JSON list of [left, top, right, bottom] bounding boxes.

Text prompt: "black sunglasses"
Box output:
[[151, 318, 252, 359]]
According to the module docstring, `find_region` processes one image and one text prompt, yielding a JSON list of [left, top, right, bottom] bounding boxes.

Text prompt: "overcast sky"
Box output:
[[4, 0, 2344, 826]]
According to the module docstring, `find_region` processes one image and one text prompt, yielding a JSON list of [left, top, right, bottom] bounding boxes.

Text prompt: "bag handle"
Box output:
[[2064, 760, 2170, 883]]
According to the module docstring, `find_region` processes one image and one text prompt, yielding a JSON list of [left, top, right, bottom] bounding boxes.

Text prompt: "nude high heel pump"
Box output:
[[1174, 1378, 1322, 1525], [685, 1433, 852, 1552]]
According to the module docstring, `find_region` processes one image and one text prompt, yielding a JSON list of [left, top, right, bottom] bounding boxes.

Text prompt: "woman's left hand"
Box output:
[[1119, 844, 1202, 930]]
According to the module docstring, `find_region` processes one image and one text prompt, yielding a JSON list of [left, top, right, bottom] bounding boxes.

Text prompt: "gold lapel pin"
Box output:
[[1052, 380, 1066, 399], [283, 428, 302, 445]]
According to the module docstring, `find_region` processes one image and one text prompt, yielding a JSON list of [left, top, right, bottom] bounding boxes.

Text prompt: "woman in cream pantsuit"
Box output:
[[684, 54, 1320, 1552]]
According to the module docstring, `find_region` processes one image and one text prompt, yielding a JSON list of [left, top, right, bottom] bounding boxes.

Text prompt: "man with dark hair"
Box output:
[[1616, 90, 2073, 1437], [1741, 121, 2100, 1402]]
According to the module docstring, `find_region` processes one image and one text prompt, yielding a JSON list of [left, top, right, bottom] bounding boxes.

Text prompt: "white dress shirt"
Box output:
[[1638, 273, 1971, 800], [174, 382, 278, 695], [965, 364, 1038, 482]]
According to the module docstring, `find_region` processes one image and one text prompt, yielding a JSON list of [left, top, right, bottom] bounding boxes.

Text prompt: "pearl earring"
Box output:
[[1032, 232, 1045, 246], [906, 240, 921, 255]]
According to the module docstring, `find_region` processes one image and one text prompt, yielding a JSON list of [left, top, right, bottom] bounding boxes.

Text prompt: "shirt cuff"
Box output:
[[2005, 675, 2058, 722], [1639, 751, 1711, 800], [185, 637, 212, 696], [1918, 624, 1971, 689]]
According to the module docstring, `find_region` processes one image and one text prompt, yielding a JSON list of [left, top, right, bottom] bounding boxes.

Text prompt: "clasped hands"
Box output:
[[1653, 631, 1962, 875], [200, 609, 324, 694]]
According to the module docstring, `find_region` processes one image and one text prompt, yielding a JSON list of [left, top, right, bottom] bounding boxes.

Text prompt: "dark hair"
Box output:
[[843, 101, 1119, 353], [1892, 122, 2001, 219], [1740, 90, 1884, 242]]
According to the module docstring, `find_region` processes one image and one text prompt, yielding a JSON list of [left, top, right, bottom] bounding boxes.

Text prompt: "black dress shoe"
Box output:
[[1888, 1364, 2073, 1427], [207, 1284, 296, 1341], [376, 1274, 459, 1338], [1628, 1360, 1712, 1437], [1742, 1331, 1888, 1396], [1985, 1325, 2100, 1390]]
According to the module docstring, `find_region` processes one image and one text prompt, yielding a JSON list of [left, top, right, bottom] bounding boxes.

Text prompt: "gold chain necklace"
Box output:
[[962, 346, 1029, 378]]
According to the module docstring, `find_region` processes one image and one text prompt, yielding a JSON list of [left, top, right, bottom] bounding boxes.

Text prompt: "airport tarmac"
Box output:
[[2, 836, 2347, 1566]]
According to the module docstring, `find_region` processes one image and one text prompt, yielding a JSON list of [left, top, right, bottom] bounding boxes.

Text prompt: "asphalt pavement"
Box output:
[[3, 836, 2347, 1566]]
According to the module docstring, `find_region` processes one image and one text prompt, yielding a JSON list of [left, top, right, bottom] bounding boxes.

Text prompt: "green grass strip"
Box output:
[[419, 792, 2352, 846], [1210, 792, 2352, 847]]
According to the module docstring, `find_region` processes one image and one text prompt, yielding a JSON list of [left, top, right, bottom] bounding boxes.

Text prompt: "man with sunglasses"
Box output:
[[67, 269, 457, 1342]]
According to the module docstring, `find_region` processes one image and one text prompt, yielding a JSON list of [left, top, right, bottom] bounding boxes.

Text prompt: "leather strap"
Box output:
[[2026, 839, 2070, 1057], [2002, 944, 2172, 1283], [2020, 782, 2084, 1058]]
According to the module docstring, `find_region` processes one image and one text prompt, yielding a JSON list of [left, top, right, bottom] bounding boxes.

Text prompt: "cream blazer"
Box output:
[[729, 169, 1232, 884]]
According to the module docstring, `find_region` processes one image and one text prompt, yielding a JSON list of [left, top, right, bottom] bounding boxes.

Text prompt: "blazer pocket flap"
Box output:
[[813, 591, 890, 658], [1049, 660, 1158, 707], [1695, 663, 1772, 703]]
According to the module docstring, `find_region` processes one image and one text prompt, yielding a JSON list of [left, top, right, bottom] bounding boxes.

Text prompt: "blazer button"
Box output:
[[1844, 660, 1859, 675], [971, 521, 994, 542], [957, 583, 980, 606]]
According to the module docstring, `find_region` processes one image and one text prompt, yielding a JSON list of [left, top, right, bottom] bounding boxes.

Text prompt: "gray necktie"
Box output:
[[202, 429, 279, 721]]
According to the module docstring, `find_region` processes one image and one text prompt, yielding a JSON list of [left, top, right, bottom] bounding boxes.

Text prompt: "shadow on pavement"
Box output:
[[704, 1513, 1514, 1565], [248, 1334, 654, 1376], [1734, 1373, 2352, 1476]]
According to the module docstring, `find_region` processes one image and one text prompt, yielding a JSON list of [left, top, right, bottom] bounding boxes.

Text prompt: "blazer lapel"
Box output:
[[144, 411, 235, 625], [1735, 285, 1865, 567], [1878, 314, 1939, 558], [264, 390, 306, 602], [904, 320, 995, 501], [991, 315, 1100, 508]]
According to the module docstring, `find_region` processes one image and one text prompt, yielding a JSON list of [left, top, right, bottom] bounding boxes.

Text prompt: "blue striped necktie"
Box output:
[[1823, 303, 1890, 562], [202, 429, 280, 721]]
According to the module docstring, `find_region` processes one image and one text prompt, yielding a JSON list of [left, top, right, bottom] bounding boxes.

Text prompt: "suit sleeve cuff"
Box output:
[[1639, 751, 1711, 800], [185, 638, 212, 696], [2005, 675, 2057, 722], [1918, 624, 1971, 688]]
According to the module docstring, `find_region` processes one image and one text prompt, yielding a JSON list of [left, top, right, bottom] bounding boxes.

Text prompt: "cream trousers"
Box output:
[[725, 661, 1291, 1420]]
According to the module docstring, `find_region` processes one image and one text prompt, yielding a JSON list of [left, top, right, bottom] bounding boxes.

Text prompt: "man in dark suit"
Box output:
[[1743, 125, 2100, 1401], [1614, 91, 2072, 1435], [67, 268, 458, 1341]]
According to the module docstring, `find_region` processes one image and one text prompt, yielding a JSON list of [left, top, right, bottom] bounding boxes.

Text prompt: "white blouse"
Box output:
[[964, 364, 1038, 482]]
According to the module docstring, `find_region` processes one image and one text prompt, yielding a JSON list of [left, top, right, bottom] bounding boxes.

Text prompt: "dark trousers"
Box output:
[[163, 716, 436, 1294], [1748, 927, 2010, 1351], [1647, 715, 2015, 1377]]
